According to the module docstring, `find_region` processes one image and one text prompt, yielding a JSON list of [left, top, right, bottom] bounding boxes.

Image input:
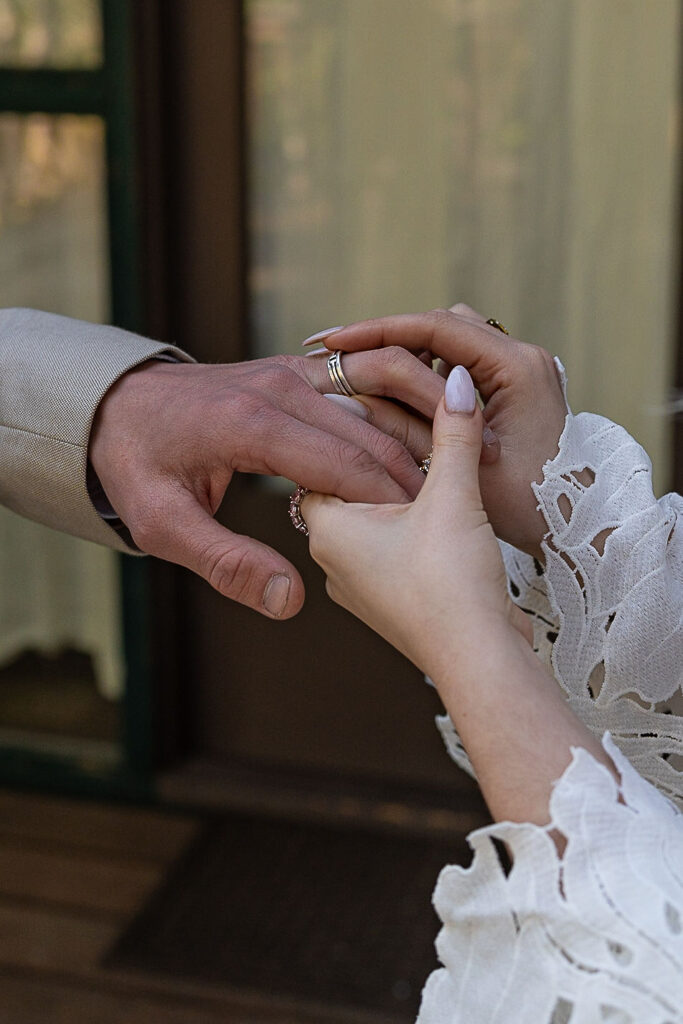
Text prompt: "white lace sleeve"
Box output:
[[437, 361, 683, 804], [418, 735, 683, 1024]]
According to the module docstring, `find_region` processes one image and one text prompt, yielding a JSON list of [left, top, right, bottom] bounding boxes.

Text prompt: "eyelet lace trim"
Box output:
[[437, 359, 683, 806], [418, 736, 683, 1023]]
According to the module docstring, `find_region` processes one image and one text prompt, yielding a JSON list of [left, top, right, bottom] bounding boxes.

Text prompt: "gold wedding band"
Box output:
[[486, 318, 509, 335], [327, 350, 357, 397]]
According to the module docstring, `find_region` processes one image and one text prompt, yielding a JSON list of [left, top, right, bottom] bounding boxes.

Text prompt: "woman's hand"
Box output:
[[305, 305, 568, 560], [302, 366, 531, 686], [302, 365, 615, 827]]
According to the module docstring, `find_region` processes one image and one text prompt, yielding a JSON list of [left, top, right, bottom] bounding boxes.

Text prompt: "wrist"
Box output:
[[89, 358, 172, 479], [416, 607, 532, 692], [423, 614, 536, 696]]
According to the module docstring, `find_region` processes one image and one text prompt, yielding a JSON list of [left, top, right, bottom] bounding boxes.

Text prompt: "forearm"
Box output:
[[429, 628, 618, 826]]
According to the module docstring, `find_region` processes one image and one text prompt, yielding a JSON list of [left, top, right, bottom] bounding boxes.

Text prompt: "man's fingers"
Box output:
[[312, 310, 511, 401], [436, 358, 452, 380], [294, 389, 426, 498], [133, 491, 305, 618], [351, 395, 433, 463], [230, 406, 419, 504], [303, 345, 444, 417]]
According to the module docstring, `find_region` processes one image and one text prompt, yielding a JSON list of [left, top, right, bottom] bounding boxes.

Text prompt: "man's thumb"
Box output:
[[142, 494, 305, 619], [421, 365, 484, 501]]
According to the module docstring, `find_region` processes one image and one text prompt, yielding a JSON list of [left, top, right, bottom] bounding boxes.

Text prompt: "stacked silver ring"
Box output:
[[327, 350, 357, 397]]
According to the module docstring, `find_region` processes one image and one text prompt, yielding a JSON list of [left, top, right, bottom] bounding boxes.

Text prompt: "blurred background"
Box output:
[[0, 1, 678, 1021]]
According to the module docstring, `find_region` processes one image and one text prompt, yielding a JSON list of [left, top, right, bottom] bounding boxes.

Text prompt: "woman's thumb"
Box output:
[[421, 365, 484, 502]]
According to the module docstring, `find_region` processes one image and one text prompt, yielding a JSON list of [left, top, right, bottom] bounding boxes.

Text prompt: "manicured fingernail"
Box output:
[[445, 365, 476, 414], [263, 573, 290, 617], [304, 346, 329, 357], [323, 393, 368, 420], [483, 424, 497, 446], [302, 326, 345, 347]]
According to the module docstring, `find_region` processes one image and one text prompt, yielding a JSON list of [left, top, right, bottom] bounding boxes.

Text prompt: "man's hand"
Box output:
[[89, 351, 441, 619], [309, 304, 568, 559]]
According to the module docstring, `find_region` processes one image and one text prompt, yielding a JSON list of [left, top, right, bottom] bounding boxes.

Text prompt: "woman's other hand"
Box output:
[[303, 365, 615, 827], [305, 306, 568, 560], [301, 366, 531, 687]]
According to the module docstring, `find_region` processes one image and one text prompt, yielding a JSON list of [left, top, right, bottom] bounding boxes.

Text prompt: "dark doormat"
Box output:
[[106, 810, 473, 1020]]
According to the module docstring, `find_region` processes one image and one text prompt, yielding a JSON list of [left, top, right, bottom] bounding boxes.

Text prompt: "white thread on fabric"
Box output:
[[425, 365, 683, 1019], [437, 359, 683, 806], [418, 736, 683, 1023]]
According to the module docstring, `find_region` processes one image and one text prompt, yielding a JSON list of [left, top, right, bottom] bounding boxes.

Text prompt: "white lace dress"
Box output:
[[419, 371, 683, 1023]]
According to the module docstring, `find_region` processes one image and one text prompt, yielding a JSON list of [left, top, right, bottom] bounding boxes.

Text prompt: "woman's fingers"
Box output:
[[303, 310, 510, 401], [419, 366, 485, 510], [299, 491, 347, 565], [448, 301, 487, 322]]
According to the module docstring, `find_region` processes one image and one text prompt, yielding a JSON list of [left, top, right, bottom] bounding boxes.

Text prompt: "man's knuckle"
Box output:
[[382, 345, 414, 376], [342, 444, 379, 480], [272, 352, 300, 372], [266, 357, 305, 397], [373, 431, 412, 469], [205, 543, 253, 598]]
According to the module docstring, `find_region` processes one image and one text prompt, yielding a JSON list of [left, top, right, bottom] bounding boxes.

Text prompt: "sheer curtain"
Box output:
[[0, 113, 124, 701], [0, 508, 124, 698], [248, 0, 680, 495]]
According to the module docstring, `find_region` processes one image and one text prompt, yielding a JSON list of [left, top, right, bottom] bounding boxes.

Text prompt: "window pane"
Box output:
[[0, 114, 109, 316], [247, 0, 680, 495], [0, 0, 102, 69], [0, 112, 122, 757]]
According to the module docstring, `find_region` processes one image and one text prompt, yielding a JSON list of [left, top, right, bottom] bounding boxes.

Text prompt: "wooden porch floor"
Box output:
[[0, 788, 392, 1024]]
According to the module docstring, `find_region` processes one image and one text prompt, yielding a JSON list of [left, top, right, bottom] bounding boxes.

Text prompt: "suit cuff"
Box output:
[[87, 353, 185, 550], [0, 308, 194, 553]]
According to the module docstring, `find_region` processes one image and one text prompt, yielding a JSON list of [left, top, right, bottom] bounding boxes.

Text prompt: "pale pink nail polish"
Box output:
[[304, 347, 329, 357], [302, 326, 345, 347], [323, 393, 368, 420], [483, 424, 497, 446], [445, 365, 476, 414]]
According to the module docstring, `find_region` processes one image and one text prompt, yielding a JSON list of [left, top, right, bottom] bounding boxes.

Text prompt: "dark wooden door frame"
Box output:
[[132, 0, 248, 768]]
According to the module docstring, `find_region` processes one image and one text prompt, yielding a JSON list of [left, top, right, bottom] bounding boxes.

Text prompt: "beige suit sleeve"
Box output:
[[0, 307, 195, 553]]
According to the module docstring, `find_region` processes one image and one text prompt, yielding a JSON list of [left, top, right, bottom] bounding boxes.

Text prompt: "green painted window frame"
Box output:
[[0, 0, 154, 798]]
